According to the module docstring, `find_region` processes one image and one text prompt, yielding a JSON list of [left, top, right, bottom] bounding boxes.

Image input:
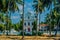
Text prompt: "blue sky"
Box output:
[[11, 0, 54, 24], [40, 2, 54, 22]]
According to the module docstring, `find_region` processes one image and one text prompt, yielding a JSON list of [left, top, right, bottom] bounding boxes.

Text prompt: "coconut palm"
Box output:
[[45, 12, 56, 36], [53, 10, 60, 36], [8, 0, 24, 39], [33, 0, 52, 36], [53, 0, 60, 36], [0, 0, 23, 35], [45, 8, 60, 36], [46, 0, 60, 36], [0, 12, 6, 35], [0, 13, 5, 32]]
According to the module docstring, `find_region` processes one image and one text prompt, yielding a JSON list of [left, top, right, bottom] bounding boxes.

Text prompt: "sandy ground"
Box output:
[[0, 36, 60, 40]]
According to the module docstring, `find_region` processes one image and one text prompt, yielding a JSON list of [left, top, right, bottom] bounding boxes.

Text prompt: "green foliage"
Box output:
[[45, 9, 60, 30], [0, 0, 22, 12], [14, 24, 19, 31], [32, 20, 37, 30], [45, 13, 55, 30], [12, 20, 23, 31], [40, 22, 47, 24], [19, 31, 25, 36], [0, 12, 6, 25], [0, 24, 5, 31], [33, 0, 52, 12], [32, 31, 43, 36], [38, 32, 43, 36], [32, 31, 36, 36], [19, 20, 23, 30], [0, 0, 22, 35]]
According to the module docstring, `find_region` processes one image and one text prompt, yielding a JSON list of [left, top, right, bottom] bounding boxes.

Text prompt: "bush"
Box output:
[[32, 31, 36, 36], [18, 31, 25, 36], [32, 31, 43, 36], [18, 31, 43, 36], [38, 32, 43, 36]]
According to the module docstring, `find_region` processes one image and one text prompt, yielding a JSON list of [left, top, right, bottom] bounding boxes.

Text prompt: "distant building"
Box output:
[[23, 12, 35, 34], [38, 24, 49, 31]]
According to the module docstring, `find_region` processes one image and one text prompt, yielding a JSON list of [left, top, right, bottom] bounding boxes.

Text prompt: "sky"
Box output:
[[11, 0, 54, 24]]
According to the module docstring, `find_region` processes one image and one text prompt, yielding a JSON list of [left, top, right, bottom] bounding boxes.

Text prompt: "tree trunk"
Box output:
[[6, 12, 9, 35], [22, 0, 24, 39], [36, 13, 38, 36], [55, 19, 60, 36], [55, 29, 57, 36], [49, 26, 51, 36]]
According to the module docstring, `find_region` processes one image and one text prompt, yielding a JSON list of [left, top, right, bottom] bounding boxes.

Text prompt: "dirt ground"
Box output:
[[0, 36, 60, 40]]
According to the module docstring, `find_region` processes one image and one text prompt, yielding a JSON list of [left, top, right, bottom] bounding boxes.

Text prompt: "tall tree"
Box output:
[[33, 0, 52, 36], [22, 0, 24, 39], [53, 0, 60, 36], [45, 9, 60, 36], [0, 0, 23, 35]]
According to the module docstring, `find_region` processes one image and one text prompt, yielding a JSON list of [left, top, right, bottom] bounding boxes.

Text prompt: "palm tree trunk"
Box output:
[[49, 16, 51, 36], [49, 15, 51, 36], [55, 18, 59, 36], [38, 0, 40, 34], [49, 25, 51, 36], [54, 0, 57, 36], [39, 13, 40, 32], [6, 12, 9, 35], [36, 0, 40, 36], [55, 27, 57, 36], [6, 2, 10, 35], [36, 13, 38, 36], [9, 11, 11, 35], [49, 6, 52, 36], [22, 0, 24, 39]]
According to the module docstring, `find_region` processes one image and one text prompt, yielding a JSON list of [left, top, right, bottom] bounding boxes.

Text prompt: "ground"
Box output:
[[0, 36, 60, 40]]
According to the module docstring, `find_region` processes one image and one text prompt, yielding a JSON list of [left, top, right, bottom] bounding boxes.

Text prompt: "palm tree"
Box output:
[[53, 0, 60, 36], [53, 10, 60, 36], [46, 12, 56, 36], [0, 12, 7, 35], [45, 0, 60, 36], [45, 9, 60, 36], [33, 0, 52, 36], [0, 13, 5, 32], [0, 0, 23, 35]]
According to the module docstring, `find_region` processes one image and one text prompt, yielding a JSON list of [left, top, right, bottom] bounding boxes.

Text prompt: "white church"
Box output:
[[23, 12, 35, 34]]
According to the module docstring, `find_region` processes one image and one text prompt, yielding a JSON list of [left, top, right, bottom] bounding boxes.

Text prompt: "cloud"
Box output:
[[29, 10, 34, 14], [18, 5, 23, 11], [11, 16, 19, 19], [16, 3, 23, 11], [20, 11, 23, 14]]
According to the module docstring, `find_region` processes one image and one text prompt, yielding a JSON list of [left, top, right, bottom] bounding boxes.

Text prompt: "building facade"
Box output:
[[23, 12, 35, 34]]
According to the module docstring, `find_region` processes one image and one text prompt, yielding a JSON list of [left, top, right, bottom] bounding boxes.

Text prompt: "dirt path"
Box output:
[[0, 36, 60, 40]]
